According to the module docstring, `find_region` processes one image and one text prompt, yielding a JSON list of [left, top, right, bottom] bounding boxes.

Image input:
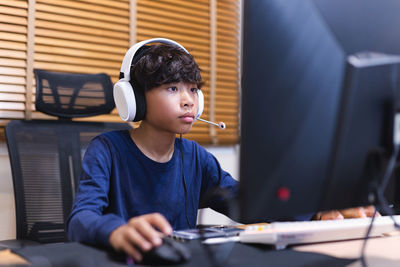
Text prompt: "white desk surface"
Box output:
[[295, 233, 400, 266]]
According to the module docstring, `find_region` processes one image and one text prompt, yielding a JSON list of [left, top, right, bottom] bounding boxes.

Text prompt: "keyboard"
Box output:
[[239, 215, 400, 249]]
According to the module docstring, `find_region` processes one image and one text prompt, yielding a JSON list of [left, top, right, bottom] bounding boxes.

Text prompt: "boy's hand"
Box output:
[[339, 205, 381, 218], [315, 210, 344, 220], [109, 213, 173, 262], [315, 206, 380, 220]]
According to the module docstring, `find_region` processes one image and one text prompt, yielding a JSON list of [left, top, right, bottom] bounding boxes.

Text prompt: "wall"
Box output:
[[0, 142, 240, 241], [0, 142, 15, 240], [199, 145, 240, 226]]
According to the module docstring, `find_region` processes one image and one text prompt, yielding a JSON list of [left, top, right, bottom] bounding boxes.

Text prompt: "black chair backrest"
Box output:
[[5, 69, 131, 243], [6, 121, 131, 243], [34, 69, 115, 119]]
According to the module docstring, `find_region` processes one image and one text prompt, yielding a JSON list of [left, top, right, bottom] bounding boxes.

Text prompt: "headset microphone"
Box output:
[[197, 118, 226, 130]]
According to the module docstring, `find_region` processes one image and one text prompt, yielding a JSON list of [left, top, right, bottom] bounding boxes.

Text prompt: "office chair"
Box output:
[[4, 69, 131, 244]]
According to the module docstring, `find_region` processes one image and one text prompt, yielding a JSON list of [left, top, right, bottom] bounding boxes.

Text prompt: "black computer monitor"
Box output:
[[239, 0, 400, 223]]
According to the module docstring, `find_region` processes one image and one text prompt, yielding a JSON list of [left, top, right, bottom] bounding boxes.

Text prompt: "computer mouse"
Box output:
[[140, 237, 191, 265]]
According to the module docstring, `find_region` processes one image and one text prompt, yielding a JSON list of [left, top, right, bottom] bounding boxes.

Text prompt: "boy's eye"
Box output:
[[190, 88, 199, 93], [168, 86, 178, 92]]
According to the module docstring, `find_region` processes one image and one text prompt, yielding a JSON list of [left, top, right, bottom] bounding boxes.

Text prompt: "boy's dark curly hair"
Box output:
[[130, 43, 203, 92]]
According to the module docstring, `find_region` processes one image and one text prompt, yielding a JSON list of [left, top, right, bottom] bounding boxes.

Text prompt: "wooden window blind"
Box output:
[[136, 0, 240, 144], [33, 0, 130, 122], [136, 0, 212, 143], [0, 1, 29, 124], [0, 0, 240, 145], [215, 0, 240, 144]]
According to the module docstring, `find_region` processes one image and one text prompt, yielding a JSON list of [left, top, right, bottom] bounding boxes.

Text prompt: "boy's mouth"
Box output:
[[179, 113, 194, 123]]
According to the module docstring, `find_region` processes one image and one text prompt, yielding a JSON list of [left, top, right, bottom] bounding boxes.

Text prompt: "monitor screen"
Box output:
[[239, 0, 400, 223]]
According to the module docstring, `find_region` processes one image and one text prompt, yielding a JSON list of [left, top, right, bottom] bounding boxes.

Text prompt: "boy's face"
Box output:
[[144, 82, 199, 134]]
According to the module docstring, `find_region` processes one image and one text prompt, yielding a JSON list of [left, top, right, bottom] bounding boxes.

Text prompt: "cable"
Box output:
[[359, 114, 400, 265], [359, 208, 377, 267], [179, 134, 237, 267], [375, 113, 400, 228], [359, 148, 398, 266], [375, 112, 400, 228], [376, 144, 400, 229], [179, 133, 193, 229], [197, 196, 232, 267], [197, 189, 237, 267], [179, 134, 221, 267]]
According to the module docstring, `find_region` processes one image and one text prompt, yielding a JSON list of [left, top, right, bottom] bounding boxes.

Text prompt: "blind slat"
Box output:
[[0, 49, 26, 59], [35, 53, 121, 69], [0, 6, 27, 17], [35, 11, 129, 32], [0, 67, 25, 76], [0, 110, 24, 119], [0, 58, 26, 68], [140, 0, 209, 13], [33, 62, 118, 75], [138, 21, 209, 39], [137, 5, 209, 25], [0, 102, 25, 110], [35, 37, 128, 54], [76, 0, 129, 10], [36, 20, 128, 39], [0, 23, 27, 34], [35, 28, 129, 47], [136, 30, 209, 47], [137, 14, 209, 33], [35, 45, 125, 61], [35, 3, 129, 25], [0, 40, 27, 50], [0, 32, 26, 42], [0, 76, 25, 85], [37, 0, 129, 16], [2, 1, 28, 9], [0, 14, 27, 25], [0, 84, 25, 93], [0, 92, 25, 101]]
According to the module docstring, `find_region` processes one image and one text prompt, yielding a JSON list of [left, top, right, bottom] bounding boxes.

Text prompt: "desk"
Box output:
[[295, 234, 400, 266], [1, 235, 400, 266]]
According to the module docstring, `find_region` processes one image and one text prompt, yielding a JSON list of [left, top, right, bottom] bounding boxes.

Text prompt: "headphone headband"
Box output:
[[119, 38, 189, 82]]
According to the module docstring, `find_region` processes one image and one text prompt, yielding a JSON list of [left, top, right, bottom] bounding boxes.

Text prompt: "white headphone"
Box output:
[[113, 38, 204, 122]]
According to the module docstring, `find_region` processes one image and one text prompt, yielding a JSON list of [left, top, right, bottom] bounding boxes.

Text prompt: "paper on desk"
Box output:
[[202, 236, 240, 245]]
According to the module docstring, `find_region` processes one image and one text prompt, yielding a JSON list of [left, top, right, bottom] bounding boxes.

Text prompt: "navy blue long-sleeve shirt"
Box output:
[[67, 130, 238, 247]]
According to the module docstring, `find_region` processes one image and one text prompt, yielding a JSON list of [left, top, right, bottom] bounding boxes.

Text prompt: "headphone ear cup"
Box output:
[[131, 82, 146, 122], [114, 80, 137, 121], [195, 90, 204, 121]]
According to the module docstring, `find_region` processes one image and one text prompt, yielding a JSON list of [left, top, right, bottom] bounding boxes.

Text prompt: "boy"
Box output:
[[67, 40, 377, 262], [67, 42, 238, 261]]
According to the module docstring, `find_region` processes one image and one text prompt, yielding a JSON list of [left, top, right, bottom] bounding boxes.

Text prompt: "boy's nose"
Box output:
[[181, 90, 194, 107]]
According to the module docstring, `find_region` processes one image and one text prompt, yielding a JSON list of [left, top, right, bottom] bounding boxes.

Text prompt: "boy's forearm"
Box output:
[[67, 210, 126, 247]]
